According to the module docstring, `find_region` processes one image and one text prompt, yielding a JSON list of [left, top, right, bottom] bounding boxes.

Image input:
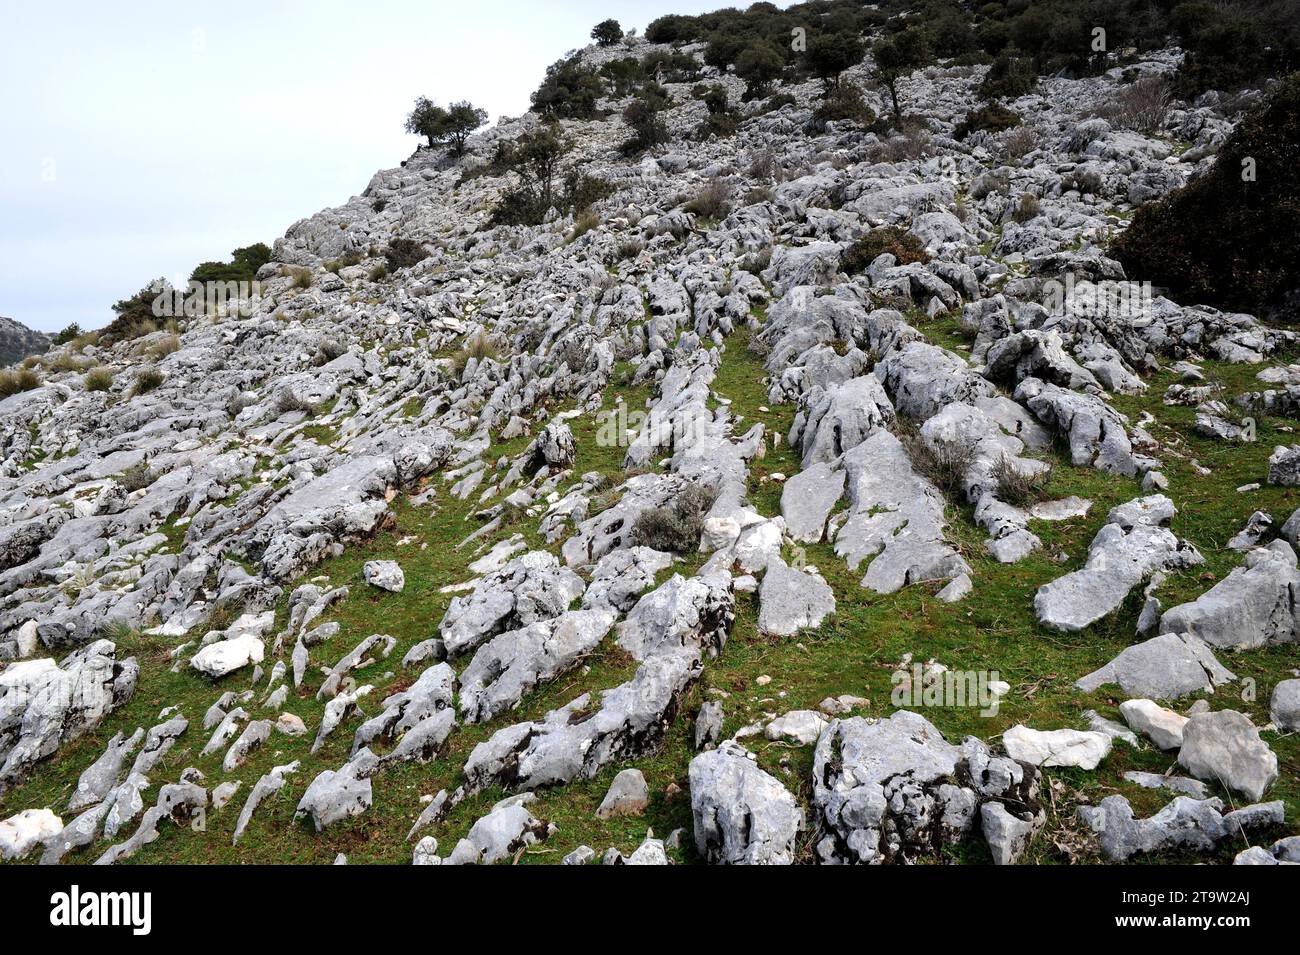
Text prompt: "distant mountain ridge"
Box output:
[[0, 315, 51, 367]]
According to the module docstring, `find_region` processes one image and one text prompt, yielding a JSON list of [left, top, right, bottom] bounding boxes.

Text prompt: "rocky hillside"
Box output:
[[1, 24, 1298, 867], [0, 317, 49, 368]]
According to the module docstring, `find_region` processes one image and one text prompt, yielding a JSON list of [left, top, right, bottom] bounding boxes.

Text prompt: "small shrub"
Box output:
[[1095, 76, 1170, 133], [993, 455, 1052, 506], [970, 170, 1011, 199], [1011, 193, 1041, 223], [840, 227, 929, 273], [684, 178, 732, 221], [568, 210, 600, 243], [904, 435, 974, 501], [53, 323, 83, 345], [134, 368, 165, 394], [630, 482, 717, 552], [1060, 169, 1103, 196], [1000, 126, 1039, 161], [451, 331, 503, 376], [283, 266, 313, 289], [747, 150, 775, 181], [228, 392, 257, 417], [83, 367, 114, 392], [741, 246, 773, 275], [867, 126, 933, 162], [384, 238, 429, 272], [979, 50, 1036, 100], [616, 238, 644, 260], [274, 389, 316, 416], [0, 367, 42, 397], [147, 333, 180, 359], [325, 251, 363, 274], [954, 102, 1021, 140], [118, 461, 155, 492], [563, 171, 615, 212], [368, 264, 389, 282], [811, 81, 876, 127], [742, 186, 774, 206]]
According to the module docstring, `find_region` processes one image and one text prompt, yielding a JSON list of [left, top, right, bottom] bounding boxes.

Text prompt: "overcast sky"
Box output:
[[0, 0, 736, 332]]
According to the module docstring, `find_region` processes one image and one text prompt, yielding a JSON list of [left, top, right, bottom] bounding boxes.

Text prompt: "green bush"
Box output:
[[531, 55, 604, 119], [591, 19, 623, 46], [954, 101, 1021, 139], [52, 323, 83, 346], [1111, 74, 1300, 320], [840, 227, 929, 273], [189, 243, 271, 285], [735, 41, 785, 100], [979, 49, 1036, 100], [811, 81, 875, 127], [620, 86, 670, 155]]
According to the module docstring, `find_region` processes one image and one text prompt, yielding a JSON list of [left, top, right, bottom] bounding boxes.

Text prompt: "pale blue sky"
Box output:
[[0, 0, 733, 332]]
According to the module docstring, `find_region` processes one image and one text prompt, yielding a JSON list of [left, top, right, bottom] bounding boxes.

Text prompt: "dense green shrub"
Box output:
[[735, 41, 785, 100], [52, 323, 83, 345], [806, 29, 864, 89], [954, 101, 1021, 139], [531, 55, 604, 119], [641, 50, 702, 83], [103, 281, 166, 343], [979, 49, 1036, 100], [591, 19, 623, 46], [190, 243, 272, 285], [840, 226, 929, 273], [811, 81, 875, 127], [620, 85, 670, 155], [1111, 74, 1300, 320]]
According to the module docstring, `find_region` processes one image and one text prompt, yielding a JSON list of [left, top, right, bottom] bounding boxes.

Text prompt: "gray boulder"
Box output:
[[1075, 631, 1236, 699], [757, 558, 835, 636], [1177, 710, 1279, 801], [689, 742, 802, 864]]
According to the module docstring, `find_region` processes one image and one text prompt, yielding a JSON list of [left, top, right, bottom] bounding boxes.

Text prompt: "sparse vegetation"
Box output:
[[117, 460, 155, 492], [134, 367, 165, 394], [384, 238, 429, 272], [683, 178, 732, 222], [630, 482, 717, 552], [840, 226, 929, 273], [993, 455, 1053, 506], [0, 366, 42, 397], [903, 434, 975, 502], [83, 367, 114, 392]]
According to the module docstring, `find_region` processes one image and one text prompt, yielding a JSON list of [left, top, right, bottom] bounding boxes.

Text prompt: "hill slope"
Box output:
[[1, 28, 1297, 866]]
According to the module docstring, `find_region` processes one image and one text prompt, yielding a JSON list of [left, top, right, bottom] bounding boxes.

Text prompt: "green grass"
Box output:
[[3, 320, 1297, 865]]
